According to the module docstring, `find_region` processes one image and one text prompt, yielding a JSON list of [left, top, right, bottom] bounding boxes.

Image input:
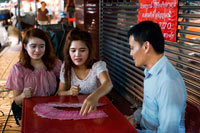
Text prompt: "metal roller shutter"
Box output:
[[99, 0, 200, 106]]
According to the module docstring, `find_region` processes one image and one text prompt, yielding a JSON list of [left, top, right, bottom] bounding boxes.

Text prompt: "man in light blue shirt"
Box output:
[[127, 21, 187, 132]]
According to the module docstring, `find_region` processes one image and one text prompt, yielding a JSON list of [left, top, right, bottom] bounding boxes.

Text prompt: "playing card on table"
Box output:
[[34, 102, 108, 120]]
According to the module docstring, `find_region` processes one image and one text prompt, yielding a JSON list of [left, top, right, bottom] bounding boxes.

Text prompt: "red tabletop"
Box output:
[[21, 95, 138, 133]]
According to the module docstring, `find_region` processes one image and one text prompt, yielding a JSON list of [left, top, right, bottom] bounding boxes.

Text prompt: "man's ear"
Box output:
[[143, 41, 150, 54]]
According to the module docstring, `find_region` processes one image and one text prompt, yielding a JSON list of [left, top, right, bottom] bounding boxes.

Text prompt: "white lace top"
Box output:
[[60, 61, 108, 94]]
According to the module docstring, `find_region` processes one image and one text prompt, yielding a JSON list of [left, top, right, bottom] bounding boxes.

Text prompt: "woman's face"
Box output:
[[69, 40, 89, 67], [25, 37, 46, 60]]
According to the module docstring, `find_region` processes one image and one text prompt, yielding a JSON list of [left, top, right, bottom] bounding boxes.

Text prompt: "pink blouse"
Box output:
[[5, 60, 62, 96], [60, 61, 108, 94]]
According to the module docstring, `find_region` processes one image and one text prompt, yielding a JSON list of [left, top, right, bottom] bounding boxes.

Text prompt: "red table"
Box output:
[[22, 95, 138, 133]]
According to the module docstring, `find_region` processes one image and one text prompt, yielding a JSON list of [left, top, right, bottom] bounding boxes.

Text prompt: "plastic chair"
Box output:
[[185, 101, 200, 133]]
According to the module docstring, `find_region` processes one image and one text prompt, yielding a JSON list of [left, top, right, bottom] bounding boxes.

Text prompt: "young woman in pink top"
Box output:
[[57, 28, 113, 116], [5, 28, 62, 125]]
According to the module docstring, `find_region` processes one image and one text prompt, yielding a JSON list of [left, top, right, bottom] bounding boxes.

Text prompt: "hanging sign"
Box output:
[[138, 0, 178, 42]]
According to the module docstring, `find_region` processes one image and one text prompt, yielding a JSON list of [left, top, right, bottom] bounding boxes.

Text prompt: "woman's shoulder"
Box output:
[[92, 60, 107, 68], [56, 59, 62, 67], [12, 62, 24, 70], [92, 61, 108, 73], [56, 59, 62, 66], [90, 60, 108, 78], [51, 59, 62, 72], [9, 62, 25, 75]]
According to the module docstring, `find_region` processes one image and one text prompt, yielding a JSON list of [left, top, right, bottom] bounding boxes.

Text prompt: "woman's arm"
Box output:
[[13, 90, 24, 105], [56, 82, 68, 96], [13, 87, 33, 105], [56, 82, 80, 96], [80, 71, 113, 115]]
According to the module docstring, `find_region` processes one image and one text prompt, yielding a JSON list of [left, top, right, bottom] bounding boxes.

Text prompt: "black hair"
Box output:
[[128, 21, 165, 54]]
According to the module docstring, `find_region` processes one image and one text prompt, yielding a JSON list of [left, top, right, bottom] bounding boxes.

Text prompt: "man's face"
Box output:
[[129, 35, 146, 67]]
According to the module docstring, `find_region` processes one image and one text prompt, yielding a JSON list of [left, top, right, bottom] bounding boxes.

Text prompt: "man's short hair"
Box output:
[[128, 21, 165, 54]]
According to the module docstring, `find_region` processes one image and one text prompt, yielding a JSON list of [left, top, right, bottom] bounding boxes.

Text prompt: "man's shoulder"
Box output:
[[158, 60, 185, 85], [160, 59, 181, 77]]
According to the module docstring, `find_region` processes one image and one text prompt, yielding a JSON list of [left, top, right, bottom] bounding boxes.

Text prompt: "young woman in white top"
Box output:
[[57, 28, 113, 116]]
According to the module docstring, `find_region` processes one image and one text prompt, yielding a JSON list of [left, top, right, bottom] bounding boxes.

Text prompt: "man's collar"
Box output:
[[144, 55, 167, 77]]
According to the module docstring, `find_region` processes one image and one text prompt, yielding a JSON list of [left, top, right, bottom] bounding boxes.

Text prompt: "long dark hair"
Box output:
[[63, 28, 97, 89], [19, 28, 57, 71]]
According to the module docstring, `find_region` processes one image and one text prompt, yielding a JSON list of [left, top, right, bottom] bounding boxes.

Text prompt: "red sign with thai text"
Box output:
[[138, 0, 178, 42]]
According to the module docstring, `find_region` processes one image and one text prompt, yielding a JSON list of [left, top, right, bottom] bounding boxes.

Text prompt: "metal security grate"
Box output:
[[99, 0, 200, 106]]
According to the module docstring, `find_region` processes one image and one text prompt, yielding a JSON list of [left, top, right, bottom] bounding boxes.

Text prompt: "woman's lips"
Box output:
[[34, 54, 41, 56], [75, 59, 82, 62]]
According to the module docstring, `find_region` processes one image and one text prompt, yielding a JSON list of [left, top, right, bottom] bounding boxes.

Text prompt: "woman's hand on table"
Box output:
[[22, 87, 34, 98], [79, 95, 98, 116], [69, 85, 80, 96]]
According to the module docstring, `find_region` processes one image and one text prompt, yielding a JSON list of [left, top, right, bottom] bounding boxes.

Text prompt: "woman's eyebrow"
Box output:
[[70, 48, 87, 49], [28, 43, 45, 45]]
